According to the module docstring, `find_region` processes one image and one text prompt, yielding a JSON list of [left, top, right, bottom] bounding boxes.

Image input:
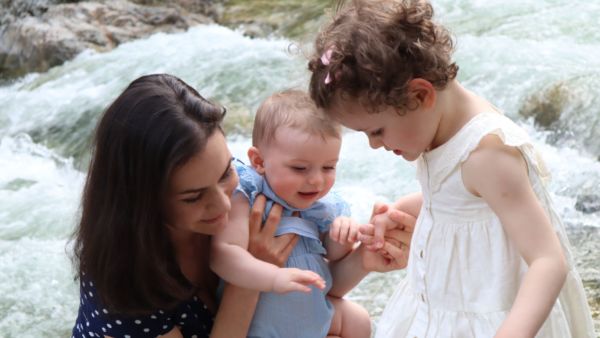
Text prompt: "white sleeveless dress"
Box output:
[[375, 112, 596, 338]]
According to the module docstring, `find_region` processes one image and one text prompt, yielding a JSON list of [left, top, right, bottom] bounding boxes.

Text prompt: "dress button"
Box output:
[[419, 250, 424, 258], [421, 293, 425, 302]]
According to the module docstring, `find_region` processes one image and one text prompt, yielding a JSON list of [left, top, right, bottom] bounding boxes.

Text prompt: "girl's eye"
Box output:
[[323, 166, 336, 171], [291, 166, 306, 171], [370, 128, 384, 137]]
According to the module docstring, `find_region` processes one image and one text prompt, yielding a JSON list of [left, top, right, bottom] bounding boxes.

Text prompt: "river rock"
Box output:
[[576, 195, 600, 214], [0, 0, 215, 79]]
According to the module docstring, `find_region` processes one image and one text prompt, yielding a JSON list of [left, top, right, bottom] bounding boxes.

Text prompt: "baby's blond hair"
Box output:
[[252, 89, 341, 147]]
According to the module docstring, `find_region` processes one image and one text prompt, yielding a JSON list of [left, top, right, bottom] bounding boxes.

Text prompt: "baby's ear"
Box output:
[[247, 146, 266, 174]]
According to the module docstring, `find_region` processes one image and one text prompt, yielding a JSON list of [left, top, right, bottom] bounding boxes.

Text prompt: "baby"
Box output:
[[211, 90, 370, 338]]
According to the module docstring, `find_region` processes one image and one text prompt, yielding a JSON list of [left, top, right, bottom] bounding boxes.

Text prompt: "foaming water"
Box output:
[[1, 1, 599, 335], [0, 25, 307, 161]]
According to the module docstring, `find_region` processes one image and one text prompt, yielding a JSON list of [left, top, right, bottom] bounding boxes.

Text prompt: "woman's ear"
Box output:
[[408, 78, 436, 110], [247, 146, 266, 174]]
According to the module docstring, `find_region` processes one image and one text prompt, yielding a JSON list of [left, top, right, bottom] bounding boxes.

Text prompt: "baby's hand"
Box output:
[[272, 268, 326, 294], [329, 216, 360, 245]]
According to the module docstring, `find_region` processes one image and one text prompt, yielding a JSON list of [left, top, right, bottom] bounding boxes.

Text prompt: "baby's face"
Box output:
[[260, 126, 341, 209]]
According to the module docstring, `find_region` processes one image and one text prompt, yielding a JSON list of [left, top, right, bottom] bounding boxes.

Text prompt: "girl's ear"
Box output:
[[247, 146, 266, 174], [408, 78, 436, 109]]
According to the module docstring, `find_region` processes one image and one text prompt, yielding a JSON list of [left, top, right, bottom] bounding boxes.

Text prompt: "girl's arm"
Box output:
[[462, 135, 567, 338], [210, 195, 299, 338], [210, 193, 324, 293]]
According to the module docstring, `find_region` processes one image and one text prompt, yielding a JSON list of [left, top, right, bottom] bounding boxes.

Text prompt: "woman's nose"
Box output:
[[208, 185, 232, 214]]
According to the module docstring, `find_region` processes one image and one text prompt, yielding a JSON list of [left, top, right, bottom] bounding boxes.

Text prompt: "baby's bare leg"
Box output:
[[327, 296, 371, 338]]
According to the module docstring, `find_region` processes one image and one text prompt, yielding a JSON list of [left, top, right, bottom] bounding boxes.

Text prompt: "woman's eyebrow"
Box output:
[[178, 157, 233, 195]]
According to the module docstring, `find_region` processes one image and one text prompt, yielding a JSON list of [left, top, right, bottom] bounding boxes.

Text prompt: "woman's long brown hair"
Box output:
[[71, 74, 225, 316]]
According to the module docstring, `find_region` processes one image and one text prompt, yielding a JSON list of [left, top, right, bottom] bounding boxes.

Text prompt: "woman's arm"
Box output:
[[210, 195, 299, 338], [463, 136, 567, 338]]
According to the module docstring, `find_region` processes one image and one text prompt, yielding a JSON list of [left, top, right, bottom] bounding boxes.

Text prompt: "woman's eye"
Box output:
[[182, 195, 202, 204], [220, 167, 233, 181]]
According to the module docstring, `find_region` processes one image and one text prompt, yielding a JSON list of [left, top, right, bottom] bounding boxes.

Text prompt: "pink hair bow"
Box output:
[[320, 49, 333, 84]]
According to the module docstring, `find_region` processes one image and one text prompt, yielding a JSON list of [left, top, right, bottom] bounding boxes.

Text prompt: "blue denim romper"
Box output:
[[234, 161, 350, 338]]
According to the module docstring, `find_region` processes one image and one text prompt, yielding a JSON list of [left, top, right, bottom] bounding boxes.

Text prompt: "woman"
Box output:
[[71, 74, 414, 337]]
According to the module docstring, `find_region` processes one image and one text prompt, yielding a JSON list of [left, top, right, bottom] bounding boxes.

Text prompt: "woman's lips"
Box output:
[[203, 213, 225, 224]]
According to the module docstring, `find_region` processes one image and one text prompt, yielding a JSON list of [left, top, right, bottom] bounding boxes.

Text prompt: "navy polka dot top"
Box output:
[[72, 278, 214, 338]]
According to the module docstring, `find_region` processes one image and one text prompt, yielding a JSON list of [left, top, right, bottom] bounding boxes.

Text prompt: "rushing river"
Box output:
[[0, 0, 599, 336]]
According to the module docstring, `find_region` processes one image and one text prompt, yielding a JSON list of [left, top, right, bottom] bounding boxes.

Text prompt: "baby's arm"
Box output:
[[210, 193, 325, 293], [462, 135, 567, 338]]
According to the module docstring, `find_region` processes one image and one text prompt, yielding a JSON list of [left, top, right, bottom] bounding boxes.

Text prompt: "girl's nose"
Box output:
[[368, 136, 383, 150]]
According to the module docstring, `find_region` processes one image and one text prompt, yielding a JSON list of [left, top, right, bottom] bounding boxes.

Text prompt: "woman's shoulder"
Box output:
[[73, 279, 213, 338]]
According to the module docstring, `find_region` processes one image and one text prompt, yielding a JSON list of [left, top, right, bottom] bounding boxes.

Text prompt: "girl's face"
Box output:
[[164, 131, 239, 236], [254, 126, 341, 209], [330, 99, 439, 162]]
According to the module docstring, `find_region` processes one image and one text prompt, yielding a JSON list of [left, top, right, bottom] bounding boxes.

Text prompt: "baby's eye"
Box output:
[[323, 166, 336, 171], [290, 166, 306, 171]]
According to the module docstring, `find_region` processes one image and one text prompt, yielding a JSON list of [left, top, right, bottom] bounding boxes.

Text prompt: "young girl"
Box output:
[[210, 90, 371, 338], [307, 1, 596, 337]]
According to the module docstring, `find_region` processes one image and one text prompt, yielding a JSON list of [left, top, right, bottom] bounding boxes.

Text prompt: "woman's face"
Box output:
[[164, 131, 239, 236]]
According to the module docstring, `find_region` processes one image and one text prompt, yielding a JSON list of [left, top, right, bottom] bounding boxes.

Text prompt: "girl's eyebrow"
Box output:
[[178, 157, 233, 195]]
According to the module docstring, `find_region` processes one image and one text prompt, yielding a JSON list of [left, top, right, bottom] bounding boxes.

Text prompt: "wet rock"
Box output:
[[0, 0, 216, 79], [519, 81, 571, 128], [576, 195, 600, 214], [216, 0, 328, 39]]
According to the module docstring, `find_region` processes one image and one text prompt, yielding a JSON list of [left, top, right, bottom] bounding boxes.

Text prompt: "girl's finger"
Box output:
[[382, 241, 407, 267], [388, 209, 417, 231], [369, 202, 388, 220], [385, 229, 412, 248]]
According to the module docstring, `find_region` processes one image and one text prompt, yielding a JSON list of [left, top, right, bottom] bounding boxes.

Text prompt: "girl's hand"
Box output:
[[360, 203, 417, 272], [330, 216, 360, 245], [247, 194, 298, 267]]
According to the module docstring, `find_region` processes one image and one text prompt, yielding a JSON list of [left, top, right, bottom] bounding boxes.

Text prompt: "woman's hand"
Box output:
[[360, 203, 416, 272], [247, 194, 298, 267]]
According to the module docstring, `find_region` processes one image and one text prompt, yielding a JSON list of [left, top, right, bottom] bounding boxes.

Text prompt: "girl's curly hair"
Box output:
[[308, 0, 458, 113]]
